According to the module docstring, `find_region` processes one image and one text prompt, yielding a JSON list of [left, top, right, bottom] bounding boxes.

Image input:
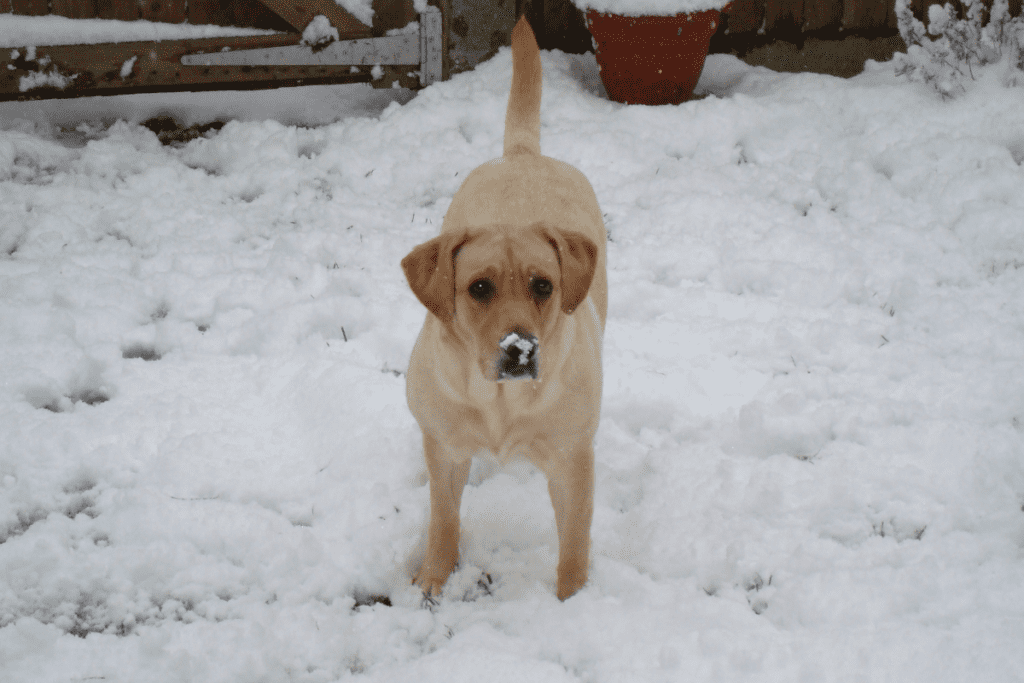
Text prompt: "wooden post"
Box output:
[[431, 0, 452, 85]]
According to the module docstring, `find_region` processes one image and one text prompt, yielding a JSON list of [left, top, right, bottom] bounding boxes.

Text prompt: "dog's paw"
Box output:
[[419, 591, 441, 611], [556, 561, 588, 601], [412, 567, 451, 601]]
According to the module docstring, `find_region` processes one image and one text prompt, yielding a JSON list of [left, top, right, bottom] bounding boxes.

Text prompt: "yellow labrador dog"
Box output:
[[401, 16, 606, 601]]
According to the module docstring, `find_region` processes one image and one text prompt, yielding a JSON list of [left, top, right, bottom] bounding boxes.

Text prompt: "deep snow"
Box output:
[[1, 40, 1023, 683]]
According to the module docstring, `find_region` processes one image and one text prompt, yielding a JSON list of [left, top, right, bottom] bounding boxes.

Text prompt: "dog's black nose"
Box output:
[[498, 331, 538, 380]]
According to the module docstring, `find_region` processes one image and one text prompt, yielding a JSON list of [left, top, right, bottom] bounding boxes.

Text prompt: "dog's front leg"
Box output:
[[547, 445, 595, 600], [415, 432, 471, 598]]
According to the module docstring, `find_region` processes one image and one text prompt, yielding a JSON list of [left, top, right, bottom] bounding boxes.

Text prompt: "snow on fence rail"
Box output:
[[0, 0, 372, 26]]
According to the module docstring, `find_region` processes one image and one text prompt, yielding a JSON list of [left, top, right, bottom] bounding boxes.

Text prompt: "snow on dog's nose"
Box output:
[[498, 331, 538, 380]]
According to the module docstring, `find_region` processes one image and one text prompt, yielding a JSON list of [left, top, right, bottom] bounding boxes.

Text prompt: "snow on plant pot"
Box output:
[[574, 0, 731, 105]]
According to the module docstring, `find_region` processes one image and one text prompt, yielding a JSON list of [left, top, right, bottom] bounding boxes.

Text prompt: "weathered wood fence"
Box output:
[[2, 0, 336, 29], [2, 0, 1019, 100], [4, 0, 1018, 39], [723, 0, 1021, 33], [728, 0, 899, 32], [0, 0, 445, 99]]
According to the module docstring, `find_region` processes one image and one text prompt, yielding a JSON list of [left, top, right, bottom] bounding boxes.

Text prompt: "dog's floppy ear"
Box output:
[[402, 233, 466, 324], [543, 228, 598, 314]]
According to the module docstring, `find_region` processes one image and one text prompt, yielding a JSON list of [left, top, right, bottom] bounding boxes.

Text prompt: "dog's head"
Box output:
[[402, 224, 598, 381]]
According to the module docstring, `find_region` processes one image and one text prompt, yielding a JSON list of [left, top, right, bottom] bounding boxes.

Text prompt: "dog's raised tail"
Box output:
[[504, 16, 542, 157]]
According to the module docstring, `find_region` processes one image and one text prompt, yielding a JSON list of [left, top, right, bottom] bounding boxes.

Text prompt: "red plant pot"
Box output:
[[585, 8, 724, 105]]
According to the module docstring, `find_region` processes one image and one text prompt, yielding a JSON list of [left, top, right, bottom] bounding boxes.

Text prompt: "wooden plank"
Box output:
[[11, 0, 49, 16], [188, 0, 235, 25], [95, 0, 140, 21], [723, 0, 766, 33], [139, 0, 187, 23], [0, 34, 428, 101], [841, 0, 889, 28], [51, 0, 97, 18], [230, 0, 293, 29], [543, 0, 591, 53], [803, 0, 842, 30], [373, 0, 418, 34], [885, 0, 899, 29], [764, 0, 803, 30], [256, 0, 372, 36]]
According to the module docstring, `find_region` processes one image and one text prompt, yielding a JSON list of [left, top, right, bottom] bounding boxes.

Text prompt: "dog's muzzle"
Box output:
[[498, 331, 538, 380]]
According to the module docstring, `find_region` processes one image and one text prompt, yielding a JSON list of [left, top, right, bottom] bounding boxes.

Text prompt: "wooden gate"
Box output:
[[0, 0, 450, 100]]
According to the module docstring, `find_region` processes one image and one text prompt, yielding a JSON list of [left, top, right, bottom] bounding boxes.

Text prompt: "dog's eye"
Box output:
[[468, 279, 495, 303], [530, 278, 553, 301]]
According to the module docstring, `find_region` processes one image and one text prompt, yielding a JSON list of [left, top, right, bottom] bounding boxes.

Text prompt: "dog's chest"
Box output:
[[466, 374, 553, 459]]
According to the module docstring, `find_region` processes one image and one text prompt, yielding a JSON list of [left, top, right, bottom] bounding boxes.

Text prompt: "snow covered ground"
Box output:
[[1, 44, 1023, 682]]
